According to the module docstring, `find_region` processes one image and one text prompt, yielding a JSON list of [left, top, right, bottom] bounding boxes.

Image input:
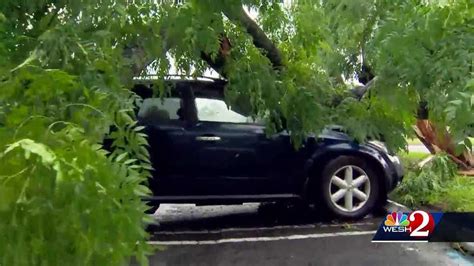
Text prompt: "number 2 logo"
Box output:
[[409, 211, 435, 237]]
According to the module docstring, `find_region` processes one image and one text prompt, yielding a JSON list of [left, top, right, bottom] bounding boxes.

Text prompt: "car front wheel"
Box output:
[[320, 156, 380, 219]]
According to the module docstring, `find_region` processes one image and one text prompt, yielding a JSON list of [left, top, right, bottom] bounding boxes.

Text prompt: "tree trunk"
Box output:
[[413, 120, 473, 171], [414, 102, 473, 174]]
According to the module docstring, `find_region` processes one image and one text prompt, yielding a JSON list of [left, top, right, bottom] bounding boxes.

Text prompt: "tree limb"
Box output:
[[350, 76, 377, 100], [222, 5, 283, 69], [126, 4, 283, 77], [200, 35, 231, 78], [125, 29, 229, 78]]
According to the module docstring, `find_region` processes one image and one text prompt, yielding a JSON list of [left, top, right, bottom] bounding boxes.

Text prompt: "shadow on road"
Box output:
[[150, 202, 380, 233]]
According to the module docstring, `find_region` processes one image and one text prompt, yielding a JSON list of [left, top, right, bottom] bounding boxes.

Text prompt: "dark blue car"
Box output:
[[134, 78, 403, 219]]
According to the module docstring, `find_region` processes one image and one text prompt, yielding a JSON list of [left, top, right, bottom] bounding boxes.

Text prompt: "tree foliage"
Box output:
[[139, 0, 473, 149], [0, 1, 154, 265], [0, 0, 472, 264]]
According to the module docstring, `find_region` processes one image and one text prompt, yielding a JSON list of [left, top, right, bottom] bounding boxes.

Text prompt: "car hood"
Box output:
[[311, 125, 353, 142], [317, 129, 352, 142]]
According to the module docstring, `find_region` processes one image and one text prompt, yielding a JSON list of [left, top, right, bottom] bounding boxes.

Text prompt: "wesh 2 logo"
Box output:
[[382, 211, 435, 237]]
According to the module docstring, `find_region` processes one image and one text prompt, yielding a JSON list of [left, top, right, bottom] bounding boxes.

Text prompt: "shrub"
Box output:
[[393, 154, 457, 208]]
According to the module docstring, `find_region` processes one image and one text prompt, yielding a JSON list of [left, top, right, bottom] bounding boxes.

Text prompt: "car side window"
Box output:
[[138, 97, 182, 124], [195, 97, 257, 124]]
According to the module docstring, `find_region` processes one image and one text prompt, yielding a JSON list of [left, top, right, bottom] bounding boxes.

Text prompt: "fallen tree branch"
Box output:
[[222, 5, 283, 69], [125, 31, 229, 78], [200, 35, 231, 78], [418, 155, 434, 168], [351, 76, 378, 100], [125, 3, 283, 77]]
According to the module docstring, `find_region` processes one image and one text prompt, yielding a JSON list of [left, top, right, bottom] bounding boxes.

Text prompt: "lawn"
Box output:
[[406, 138, 423, 145], [407, 137, 474, 146], [439, 175, 474, 211], [397, 151, 430, 171], [390, 150, 474, 211]]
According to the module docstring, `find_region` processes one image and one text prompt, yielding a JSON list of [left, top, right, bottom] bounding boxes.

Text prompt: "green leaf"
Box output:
[[115, 152, 128, 163], [4, 139, 56, 165]]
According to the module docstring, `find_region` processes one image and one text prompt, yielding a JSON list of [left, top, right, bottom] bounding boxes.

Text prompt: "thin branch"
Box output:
[[351, 76, 378, 100]]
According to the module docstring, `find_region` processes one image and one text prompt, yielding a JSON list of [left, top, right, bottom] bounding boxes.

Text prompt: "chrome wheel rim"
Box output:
[[329, 165, 370, 212]]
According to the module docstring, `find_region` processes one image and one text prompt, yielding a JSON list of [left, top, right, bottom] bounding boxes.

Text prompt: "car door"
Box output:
[[188, 97, 300, 195], [138, 94, 201, 196]]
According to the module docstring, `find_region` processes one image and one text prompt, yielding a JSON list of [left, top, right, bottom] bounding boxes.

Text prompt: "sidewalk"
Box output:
[[407, 144, 430, 153]]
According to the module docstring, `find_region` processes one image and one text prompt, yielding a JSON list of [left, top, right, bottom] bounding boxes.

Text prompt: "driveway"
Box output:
[[145, 204, 473, 266]]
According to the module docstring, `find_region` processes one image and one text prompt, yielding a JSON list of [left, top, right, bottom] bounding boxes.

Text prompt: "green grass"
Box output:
[[436, 175, 474, 211], [391, 152, 474, 211], [406, 137, 474, 146], [398, 151, 430, 172], [400, 151, 429, 160], [391, 174, 474, 212], [395, 136, 474, 211], [406, 138, 422, 145]]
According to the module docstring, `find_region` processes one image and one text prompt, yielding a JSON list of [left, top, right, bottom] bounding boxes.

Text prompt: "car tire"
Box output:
[[319, 156, 380, 219]]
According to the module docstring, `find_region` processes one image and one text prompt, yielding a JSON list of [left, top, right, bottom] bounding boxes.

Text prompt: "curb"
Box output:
[[459, 242, 474, 255], [384, 199, 411, 213]]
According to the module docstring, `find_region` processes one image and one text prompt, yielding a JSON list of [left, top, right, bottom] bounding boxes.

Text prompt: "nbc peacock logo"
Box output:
[[384, 212, 410, 227], [382, 212, 412, 233]]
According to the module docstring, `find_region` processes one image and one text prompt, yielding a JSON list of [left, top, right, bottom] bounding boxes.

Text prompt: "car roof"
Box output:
[[132, 76, 226, 100]]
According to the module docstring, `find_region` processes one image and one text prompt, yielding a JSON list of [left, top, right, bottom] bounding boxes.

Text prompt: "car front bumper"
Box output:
[[387, 154, 404, 190]]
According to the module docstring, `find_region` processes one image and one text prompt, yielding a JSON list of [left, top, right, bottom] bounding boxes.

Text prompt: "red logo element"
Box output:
[[408, 211, 435, 237]]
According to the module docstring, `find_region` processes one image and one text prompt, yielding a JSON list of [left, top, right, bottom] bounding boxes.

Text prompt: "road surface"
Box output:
[[144, 203, 473, 266]]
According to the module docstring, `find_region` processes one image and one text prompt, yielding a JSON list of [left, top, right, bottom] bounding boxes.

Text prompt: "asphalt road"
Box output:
[[145, 203, 474, 266]]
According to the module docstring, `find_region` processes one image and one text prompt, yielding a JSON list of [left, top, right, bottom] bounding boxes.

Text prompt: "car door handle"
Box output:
[[196, 136, 221, 142]]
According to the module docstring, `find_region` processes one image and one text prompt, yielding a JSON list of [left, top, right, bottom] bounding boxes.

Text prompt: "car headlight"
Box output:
[[368, 140, 389, 154]]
